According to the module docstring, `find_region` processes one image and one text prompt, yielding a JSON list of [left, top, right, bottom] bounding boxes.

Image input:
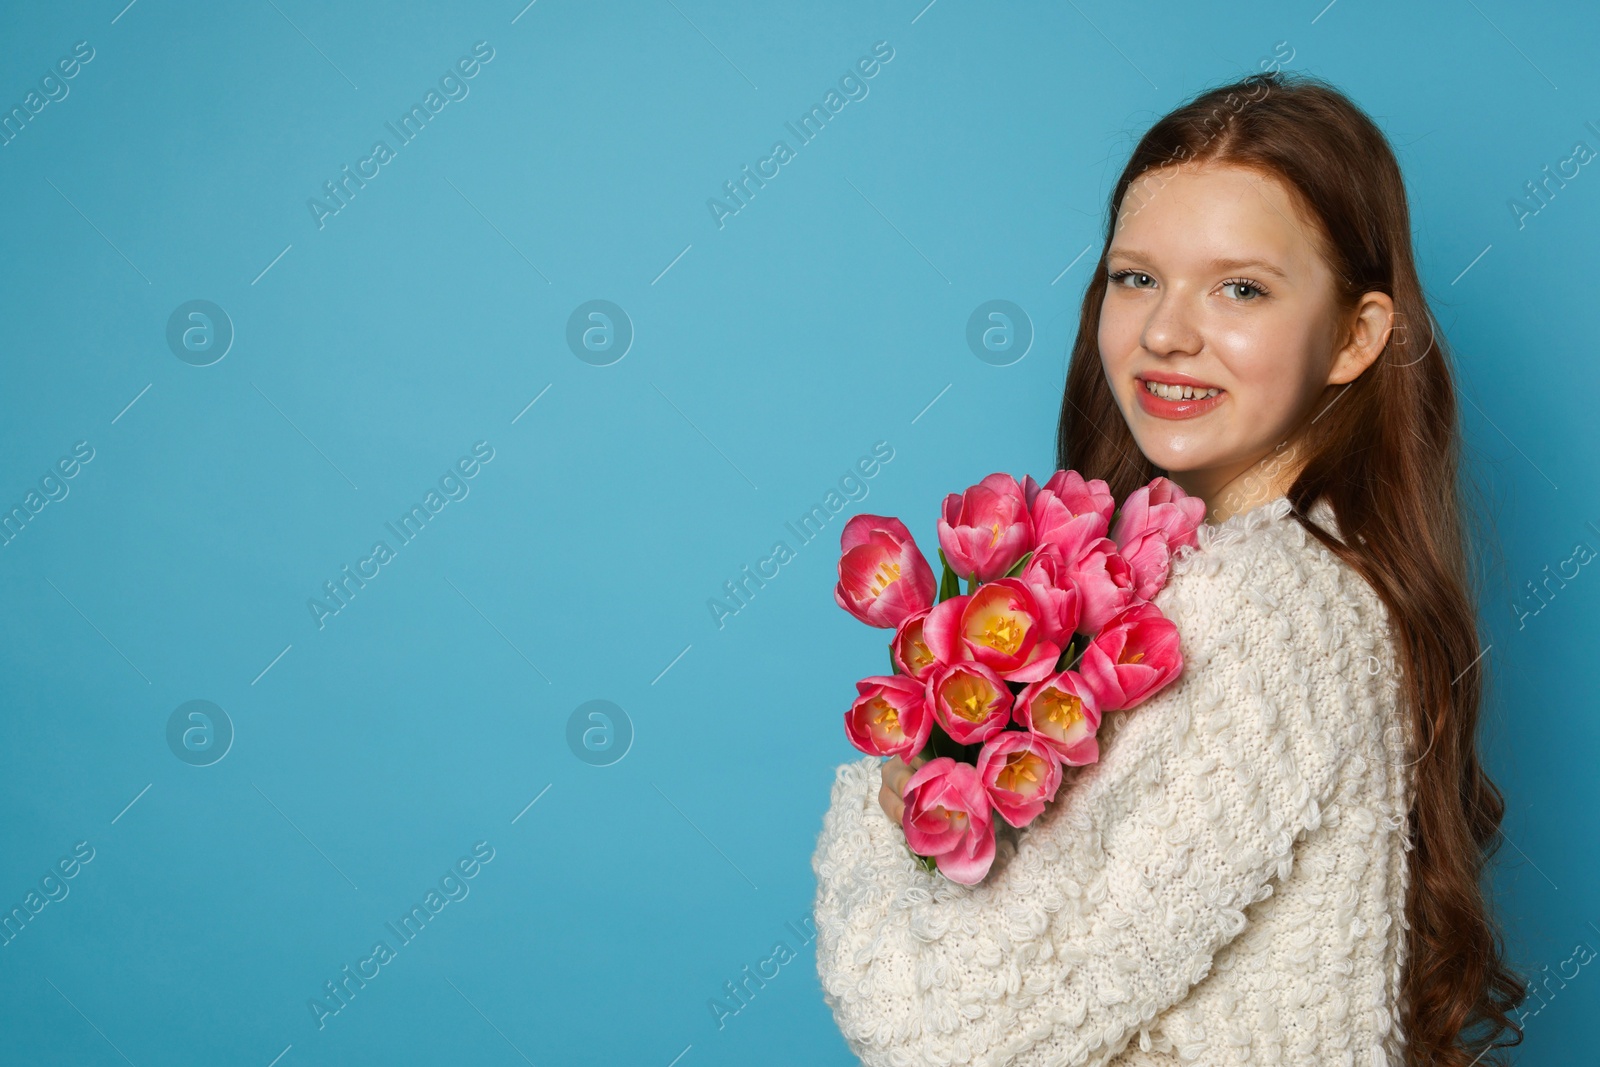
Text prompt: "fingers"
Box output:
[[878, 781, 904, 823], [877, 752, 937, 825], [883, 758, 912, 794], [877, 761, 909, 824]]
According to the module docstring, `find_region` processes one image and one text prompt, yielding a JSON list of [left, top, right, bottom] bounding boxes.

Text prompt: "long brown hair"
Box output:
[[1056, 70, 1525, 1066]]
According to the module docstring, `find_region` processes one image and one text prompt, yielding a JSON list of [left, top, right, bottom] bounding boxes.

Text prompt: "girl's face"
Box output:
[[1098, 161, 1382, 517]]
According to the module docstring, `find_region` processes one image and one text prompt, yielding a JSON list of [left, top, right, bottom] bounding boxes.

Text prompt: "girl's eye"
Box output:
[[1107, 269, 1154, 289], [1107, 269, 1270, 301]]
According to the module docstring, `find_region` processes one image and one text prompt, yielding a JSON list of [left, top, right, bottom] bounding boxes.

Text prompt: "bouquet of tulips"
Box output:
[[833, 470, 1206, 884]]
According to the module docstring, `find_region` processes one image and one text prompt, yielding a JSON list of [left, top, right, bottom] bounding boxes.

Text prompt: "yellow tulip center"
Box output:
[[1119, 648, 1145, 666], [868, 696, 901, 736], [944, 674, 996, 723], [869, 559, 902, 596], [903, 631, 935, 672], [1038, 688, 1084, 735], [975, 612, 1026, 656], [997, 752, 1042, 794]]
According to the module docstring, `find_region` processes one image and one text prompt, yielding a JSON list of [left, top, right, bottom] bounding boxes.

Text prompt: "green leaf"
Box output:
[[921, 723, 967, 763], [1002, 550, 1034, 580], [937, 548, 962, 602]]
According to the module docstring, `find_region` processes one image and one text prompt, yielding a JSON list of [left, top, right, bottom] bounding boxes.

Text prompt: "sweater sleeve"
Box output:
[[810, 534, 1393, 1067]]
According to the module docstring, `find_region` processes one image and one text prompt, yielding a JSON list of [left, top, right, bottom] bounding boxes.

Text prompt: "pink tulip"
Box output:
[[1018, 543, 1082, 646], [923, 579, 1061, 684], [891, 610, 939, 681], [1067, 537, 1139, 634], [1023, 470, 1114, 556], [920, 593, 967, 658], [976, 730, 1064, 828], [937, 473, 1034, 582], [845, 675, 933, 760], [1110, 477, 1207, 600], [1013, 671, 1102, 766], [1077, 603, 1183, 712], [900, 758, 997, 885], [835, 515, 937, 629], [927, 661, 1013, 745]]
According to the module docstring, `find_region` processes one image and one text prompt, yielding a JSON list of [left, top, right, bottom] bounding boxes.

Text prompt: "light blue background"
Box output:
[[1, 1, 1595, 1063]]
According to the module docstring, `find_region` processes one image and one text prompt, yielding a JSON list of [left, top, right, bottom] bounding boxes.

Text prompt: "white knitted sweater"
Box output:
[[811, 494, 1415, 1067]]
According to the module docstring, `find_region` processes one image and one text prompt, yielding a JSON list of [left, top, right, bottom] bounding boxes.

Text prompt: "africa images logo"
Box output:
[[307, 42, 496, 230], [705, 40, 895, 230], [308, 442, 495, 630]]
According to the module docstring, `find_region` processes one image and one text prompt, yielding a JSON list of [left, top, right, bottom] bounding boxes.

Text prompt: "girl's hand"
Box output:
[[877, 753, 929, 826]]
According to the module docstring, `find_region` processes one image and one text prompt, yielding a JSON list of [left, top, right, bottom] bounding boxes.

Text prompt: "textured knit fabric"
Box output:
[[811, 493, 1415, 1067]]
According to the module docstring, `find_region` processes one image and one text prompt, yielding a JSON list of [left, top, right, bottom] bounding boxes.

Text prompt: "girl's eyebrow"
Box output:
[[1106, 249, 1291, 281]]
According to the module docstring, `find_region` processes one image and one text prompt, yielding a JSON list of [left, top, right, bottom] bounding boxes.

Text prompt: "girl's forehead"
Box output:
[[1113, 166, 1312, 264], [1122, 163, 1295, 217]]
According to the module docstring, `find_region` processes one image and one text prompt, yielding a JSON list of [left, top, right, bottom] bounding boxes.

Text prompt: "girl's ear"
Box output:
[[1328, 291, 1396, 386]]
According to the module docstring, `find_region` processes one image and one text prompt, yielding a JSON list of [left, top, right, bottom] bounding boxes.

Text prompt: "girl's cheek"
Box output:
[[1098, 315, 1137, 367]]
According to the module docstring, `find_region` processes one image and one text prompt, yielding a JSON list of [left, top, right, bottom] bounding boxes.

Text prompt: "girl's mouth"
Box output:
[[1135, 376, 1226, 420]]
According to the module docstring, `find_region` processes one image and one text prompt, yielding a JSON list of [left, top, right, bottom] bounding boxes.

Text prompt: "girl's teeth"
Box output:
[[1143, 380, 1221, 400]]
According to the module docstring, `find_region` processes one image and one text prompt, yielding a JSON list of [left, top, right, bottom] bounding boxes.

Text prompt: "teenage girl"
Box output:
[[813, 70, 1523, 1067]]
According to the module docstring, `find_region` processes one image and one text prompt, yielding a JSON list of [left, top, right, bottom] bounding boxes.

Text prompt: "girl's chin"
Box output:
[[1127, 436, 1225, 473]]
